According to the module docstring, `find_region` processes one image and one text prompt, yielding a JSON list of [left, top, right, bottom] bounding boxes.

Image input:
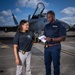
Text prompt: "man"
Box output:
[[44, 10, 66, 75]]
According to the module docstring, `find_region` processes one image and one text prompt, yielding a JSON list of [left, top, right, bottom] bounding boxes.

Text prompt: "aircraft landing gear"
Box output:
[[0, 70, 4, 73], [35, 37, 41, 43]]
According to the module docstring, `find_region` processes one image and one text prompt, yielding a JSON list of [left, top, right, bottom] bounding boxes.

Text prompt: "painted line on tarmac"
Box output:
[[61, 49, 75, 57], [62, 41, 75, 44], [38, 43, 75, 57]]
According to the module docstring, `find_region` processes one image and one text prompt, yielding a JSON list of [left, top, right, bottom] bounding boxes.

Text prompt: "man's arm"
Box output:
[[45, 36, 66, 43], [52, 36, 66, 42]]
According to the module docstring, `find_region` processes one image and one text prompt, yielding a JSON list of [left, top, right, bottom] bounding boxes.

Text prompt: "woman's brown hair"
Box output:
[[17, 19, 28, 32]]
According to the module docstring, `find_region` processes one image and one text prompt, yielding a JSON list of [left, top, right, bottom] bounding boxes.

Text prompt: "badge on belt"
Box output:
[[22, 51, 25, 55], [46, 44, 48, 48]]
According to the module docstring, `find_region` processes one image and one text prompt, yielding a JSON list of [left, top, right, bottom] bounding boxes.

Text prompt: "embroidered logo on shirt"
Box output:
[[52, 25, 57, 27], [27, 35, 31, 38]]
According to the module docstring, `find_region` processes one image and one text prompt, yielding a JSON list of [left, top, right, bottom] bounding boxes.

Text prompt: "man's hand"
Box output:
[[45, 37, 51, 42]]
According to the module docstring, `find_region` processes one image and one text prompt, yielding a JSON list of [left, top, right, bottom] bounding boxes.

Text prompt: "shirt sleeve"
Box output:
[[13, 32, 19, 45], [43, 26, 46, 36], [59, 24, 66, 37]]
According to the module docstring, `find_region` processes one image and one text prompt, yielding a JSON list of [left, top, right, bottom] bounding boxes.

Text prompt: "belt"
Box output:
[[19, 50, 29, 55], [45, 43, 59, 48]]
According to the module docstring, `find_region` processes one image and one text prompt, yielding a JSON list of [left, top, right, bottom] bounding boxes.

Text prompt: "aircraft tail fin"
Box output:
[[12, 13, 18, 25]]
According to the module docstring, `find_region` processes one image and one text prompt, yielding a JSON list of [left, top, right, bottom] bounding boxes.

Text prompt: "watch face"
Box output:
[[51, 38, 53, 41]]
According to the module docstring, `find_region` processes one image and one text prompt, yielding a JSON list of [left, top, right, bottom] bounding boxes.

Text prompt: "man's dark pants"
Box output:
[[44, 44, 61, 75]]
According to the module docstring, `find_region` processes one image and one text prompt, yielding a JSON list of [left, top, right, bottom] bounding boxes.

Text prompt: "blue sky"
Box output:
[[0, 0, 75, 26]]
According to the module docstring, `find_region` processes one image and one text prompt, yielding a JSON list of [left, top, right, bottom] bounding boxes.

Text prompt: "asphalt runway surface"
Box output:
[[0, 32, 75, 75]]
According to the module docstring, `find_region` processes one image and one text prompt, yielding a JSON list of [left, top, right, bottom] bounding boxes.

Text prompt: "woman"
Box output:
[[13, 20, 34, 75]]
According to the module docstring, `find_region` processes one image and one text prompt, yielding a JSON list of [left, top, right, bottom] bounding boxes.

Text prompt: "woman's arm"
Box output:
[[13, 44, 20, 65]]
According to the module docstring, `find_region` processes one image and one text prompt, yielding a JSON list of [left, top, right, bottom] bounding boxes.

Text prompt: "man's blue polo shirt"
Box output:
[[44, 20, 66, 44]]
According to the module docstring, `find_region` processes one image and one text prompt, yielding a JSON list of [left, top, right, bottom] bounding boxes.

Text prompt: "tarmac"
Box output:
[[0, 32, 75, 75]]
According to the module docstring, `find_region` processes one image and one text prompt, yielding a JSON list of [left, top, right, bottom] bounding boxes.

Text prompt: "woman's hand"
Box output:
[[15, 58, 20, 65], [14, 44, 20, 65]]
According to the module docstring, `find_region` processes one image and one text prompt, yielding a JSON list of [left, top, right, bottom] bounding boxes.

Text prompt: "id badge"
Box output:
[[46, 45, 48, 48]]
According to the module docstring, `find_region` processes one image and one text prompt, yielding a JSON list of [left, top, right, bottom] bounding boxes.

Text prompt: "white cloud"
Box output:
[[60, 7, 75, 25], [17, 0, 49, 8], [0, 15, 16, 26], [1, 9, 12, 16], [15, 8, 22, 12], [60, 7, 75, 16], [43, 9, 48, 13], [60, 16, 75, 25], [0, 15, 15, 26], [0, 9, 18, 26], [0, 16, 5, 23]]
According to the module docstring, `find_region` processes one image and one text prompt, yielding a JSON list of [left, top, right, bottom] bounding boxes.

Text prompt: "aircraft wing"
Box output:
[[58, 20, 71, 31], [68, 24, 75, 31], [0, 26, 18, 32], [0, 13, 18, 32], [72, 24, 75, 28]]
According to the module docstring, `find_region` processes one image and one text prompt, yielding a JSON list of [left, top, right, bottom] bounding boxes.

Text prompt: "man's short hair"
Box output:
[[47, 10, 55, 16]]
